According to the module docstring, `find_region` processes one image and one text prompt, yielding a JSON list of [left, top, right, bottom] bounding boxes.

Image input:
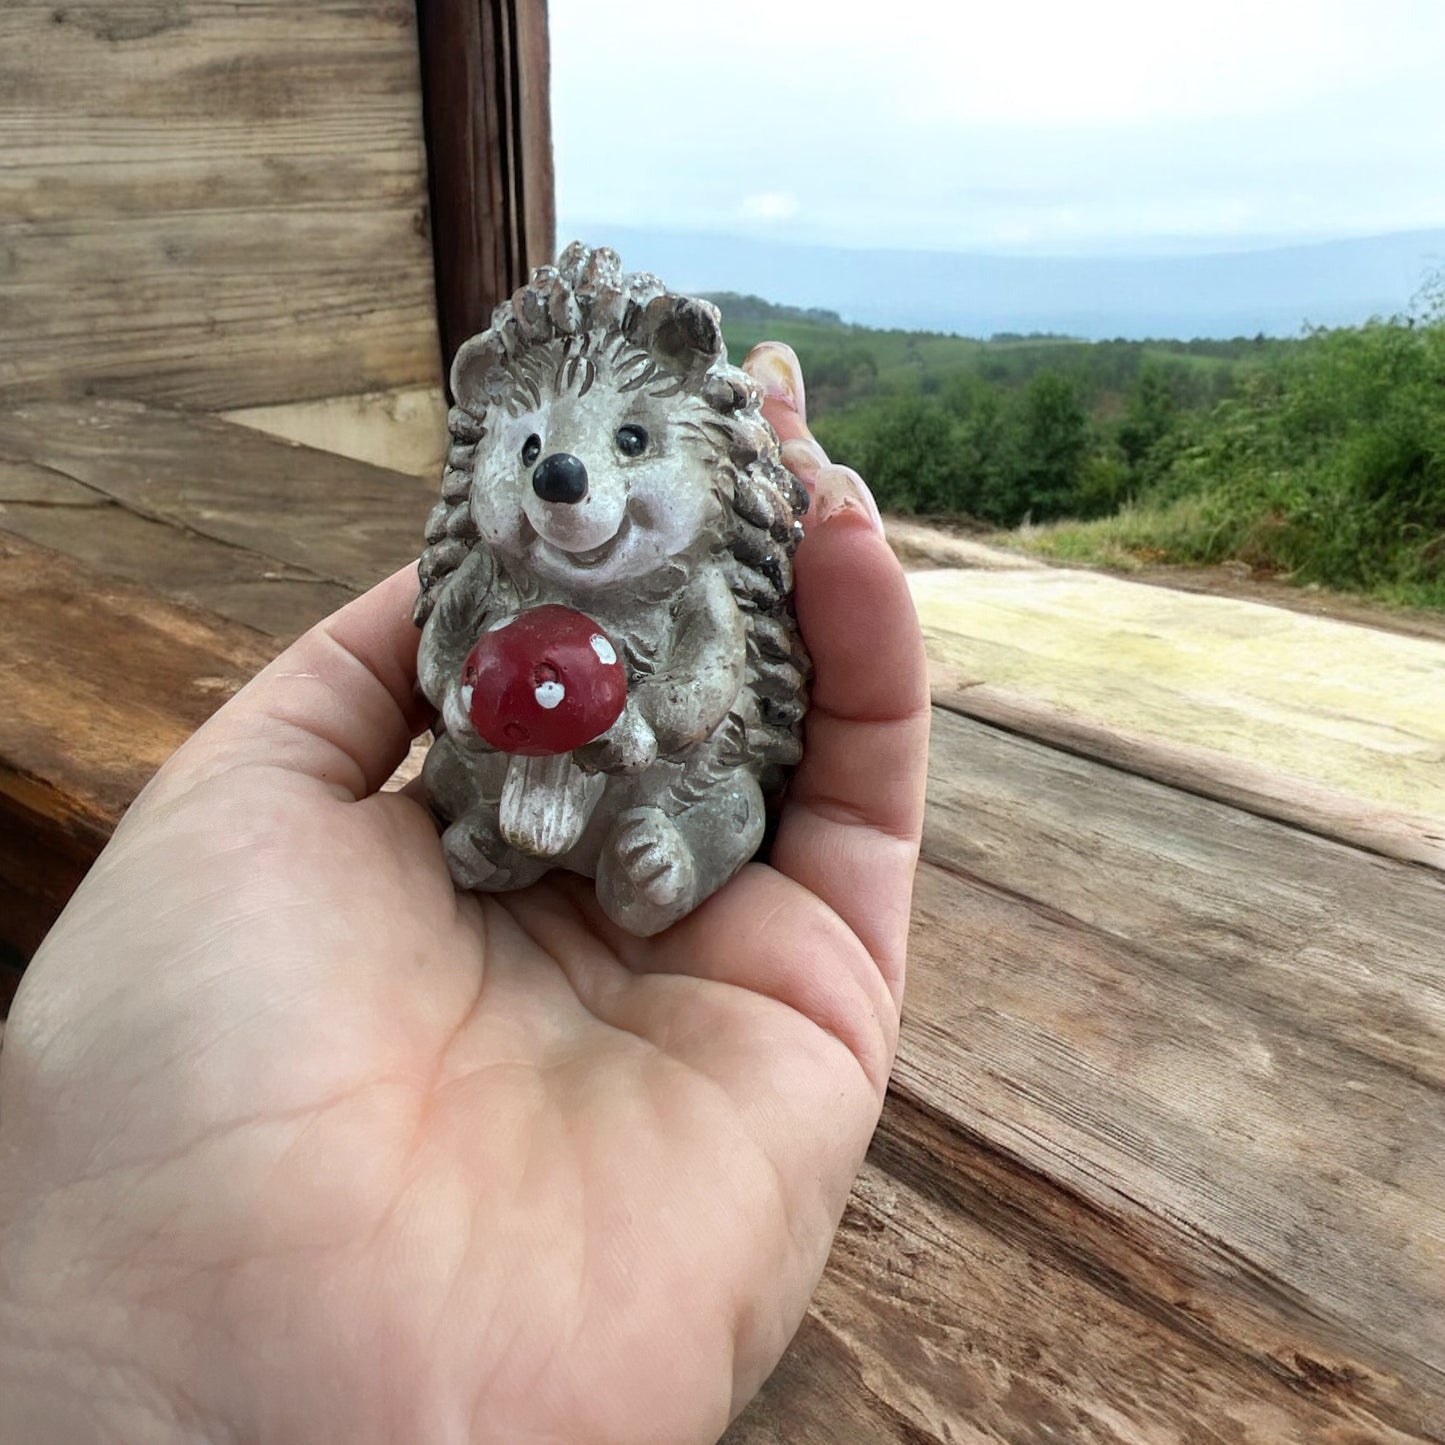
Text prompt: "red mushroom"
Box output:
[[462, 605, 627, 755]]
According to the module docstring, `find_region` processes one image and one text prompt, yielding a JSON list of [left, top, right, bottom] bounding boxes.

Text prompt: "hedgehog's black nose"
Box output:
[[532, 452, 588, 505]]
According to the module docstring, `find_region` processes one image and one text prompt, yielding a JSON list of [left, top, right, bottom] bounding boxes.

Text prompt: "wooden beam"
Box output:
[[5, 402, 1444, 1437], [415, 0, 556, 379]]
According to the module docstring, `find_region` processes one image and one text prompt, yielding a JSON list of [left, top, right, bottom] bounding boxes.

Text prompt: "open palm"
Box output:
[[0, 363, 928, 1445]]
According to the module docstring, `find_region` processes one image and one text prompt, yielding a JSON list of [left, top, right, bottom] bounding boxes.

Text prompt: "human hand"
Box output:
[[0, 343, 929, 1445]]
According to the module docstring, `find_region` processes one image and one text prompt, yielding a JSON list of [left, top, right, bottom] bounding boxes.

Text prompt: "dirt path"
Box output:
[[884, 517, 1445, 645]]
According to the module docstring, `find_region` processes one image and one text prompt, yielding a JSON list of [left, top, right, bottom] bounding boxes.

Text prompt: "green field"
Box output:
[[711, 288, 1445, 611]]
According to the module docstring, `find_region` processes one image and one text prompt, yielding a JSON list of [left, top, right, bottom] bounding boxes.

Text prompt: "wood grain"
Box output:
[[898, 883, 1443, 1434], [936, 683, 1445, 871], [0, 400, 432, 951], [0, 453, 355, 641], [912, 566, 1445, 863], [730, 716, 1445, 1441], [730, 1113, 1427, 1444], [0, 0, 441, 410], [0, 531, 277, 945], [417, 0, 556, 372], [923, 709, 1445, 1089], [0, 399, 433, 609], [898, 722, 1442, 1436]]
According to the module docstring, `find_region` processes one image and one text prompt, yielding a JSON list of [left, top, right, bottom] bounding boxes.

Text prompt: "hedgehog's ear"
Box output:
[[630, 295, 725, 378], [450, 331, 510, 413]]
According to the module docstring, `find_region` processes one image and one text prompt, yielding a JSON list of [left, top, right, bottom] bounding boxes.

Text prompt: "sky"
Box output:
[[550, 0, 1445, 257]]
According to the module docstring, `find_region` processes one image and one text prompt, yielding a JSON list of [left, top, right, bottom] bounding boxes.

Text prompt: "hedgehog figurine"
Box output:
[[414, 243, 811, 936]]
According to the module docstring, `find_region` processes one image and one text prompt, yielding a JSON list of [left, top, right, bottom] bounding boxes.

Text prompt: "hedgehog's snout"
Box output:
[[533, 452, 589, 505]]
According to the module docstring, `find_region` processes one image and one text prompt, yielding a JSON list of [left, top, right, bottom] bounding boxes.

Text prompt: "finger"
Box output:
[[744, 343, 924, 999], [772, 501, 929, 1009], [173, 563, 433, 801], [743, 342, 883, 532], [744, 341, 812, 446]]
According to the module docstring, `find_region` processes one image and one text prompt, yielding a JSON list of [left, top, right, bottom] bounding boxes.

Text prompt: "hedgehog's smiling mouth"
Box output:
[[535, 516, 630, 570]]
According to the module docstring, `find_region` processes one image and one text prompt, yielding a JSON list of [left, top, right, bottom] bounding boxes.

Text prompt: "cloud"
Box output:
[[738, 192, 800, 223]]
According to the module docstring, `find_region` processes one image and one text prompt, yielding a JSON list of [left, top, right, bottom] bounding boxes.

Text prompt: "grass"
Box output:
[[1009, 498, 1445, 612], [1007, 498, 1224, 572]]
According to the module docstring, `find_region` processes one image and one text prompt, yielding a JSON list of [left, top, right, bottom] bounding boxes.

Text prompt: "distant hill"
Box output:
[[700, 292, 845, 329], [561, 224, 1445, 340]]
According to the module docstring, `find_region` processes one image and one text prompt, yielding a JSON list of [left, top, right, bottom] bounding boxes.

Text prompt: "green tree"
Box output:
[[860, 394, 967, 514], [1116, 363, 1182, 492], [955, 389, 1019, 522], [988, 372, 1089, 523]]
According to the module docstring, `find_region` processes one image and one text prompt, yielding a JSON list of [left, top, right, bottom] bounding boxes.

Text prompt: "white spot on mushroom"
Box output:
[[589, 634, 617, 666], [534, 680, 565, 710], [460, 684, 475, 711]]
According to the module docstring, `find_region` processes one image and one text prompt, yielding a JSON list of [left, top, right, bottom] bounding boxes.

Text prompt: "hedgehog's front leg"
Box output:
[[595, 768, 764, 936]]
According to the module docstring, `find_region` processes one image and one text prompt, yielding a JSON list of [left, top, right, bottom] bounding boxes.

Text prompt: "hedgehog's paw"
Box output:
[[441, 815, 549, 893], [597, 807, 696, 936]]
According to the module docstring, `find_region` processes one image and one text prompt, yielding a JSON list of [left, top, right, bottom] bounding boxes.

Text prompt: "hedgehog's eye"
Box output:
[[615, 424, 649, 457], [521, 434, 542, 467]]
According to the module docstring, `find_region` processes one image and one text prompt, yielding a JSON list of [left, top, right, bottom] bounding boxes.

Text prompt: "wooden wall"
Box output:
[[0, 0, 444, 412]]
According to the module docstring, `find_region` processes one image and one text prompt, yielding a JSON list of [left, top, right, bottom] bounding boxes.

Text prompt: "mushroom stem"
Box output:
[[499, 753, 605, 858]]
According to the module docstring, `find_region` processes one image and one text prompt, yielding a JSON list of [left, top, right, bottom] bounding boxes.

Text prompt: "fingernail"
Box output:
[[780, 435, 830, 484], [743, 342, 807, 421], [812, 463, 884, 534]]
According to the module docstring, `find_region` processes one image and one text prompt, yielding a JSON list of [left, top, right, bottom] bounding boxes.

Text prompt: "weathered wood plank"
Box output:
[[894, 888, 1445, 1430], [0, 533, 278, 944], [730, 713, 1445, 1439], [924, 709, 1445, 1089], [0, 766, 108, 958], [3, 401, 1442, 1439], [0, 533, 275, 821], [0, 400, 430, 951], [730, 1103, 1430, 1443], [0, 399, 432, 599], [0, 0, 441, 410], [0, 485, 354, 642], [938, 683, 1445, 871], [882, 717, 1445, 1436], [912, 566, 1445, 864]]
